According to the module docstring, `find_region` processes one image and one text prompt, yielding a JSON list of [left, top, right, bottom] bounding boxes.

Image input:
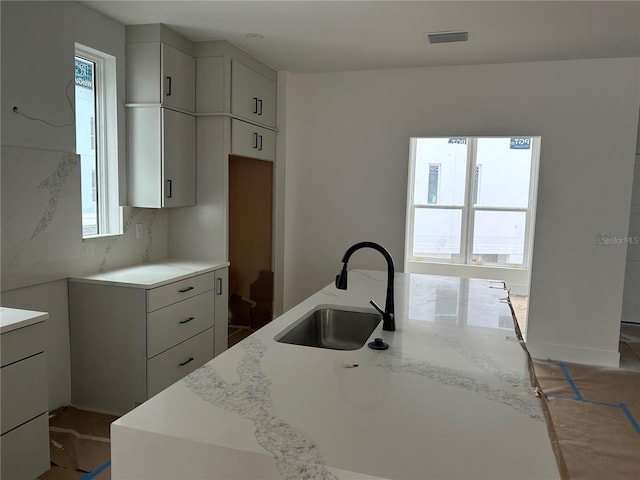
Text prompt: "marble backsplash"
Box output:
[[1, 145, 168, 292]]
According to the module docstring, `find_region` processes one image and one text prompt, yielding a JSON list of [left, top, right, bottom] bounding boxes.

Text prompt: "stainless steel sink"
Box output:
[[275, 306, 381, 350]]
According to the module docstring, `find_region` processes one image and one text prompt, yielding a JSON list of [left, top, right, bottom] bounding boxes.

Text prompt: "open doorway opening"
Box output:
[[228, 155, 274, 345]]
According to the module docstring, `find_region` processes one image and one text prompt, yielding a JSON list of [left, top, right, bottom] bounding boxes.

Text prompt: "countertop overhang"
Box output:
[[111, 270, 559, 480]]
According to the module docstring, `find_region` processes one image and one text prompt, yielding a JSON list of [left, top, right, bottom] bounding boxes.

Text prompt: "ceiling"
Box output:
[[82, 0, 640, 73]]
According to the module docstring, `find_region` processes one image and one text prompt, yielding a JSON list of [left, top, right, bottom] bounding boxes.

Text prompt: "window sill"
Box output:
[[82, 231, 123, 241]]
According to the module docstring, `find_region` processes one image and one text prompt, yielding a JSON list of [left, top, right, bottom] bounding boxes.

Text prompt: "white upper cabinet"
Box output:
[[127, 42, 195, 112], [231, 60, 276, 128], [230, 119, 276, 162], [128, 107, 195, 208]]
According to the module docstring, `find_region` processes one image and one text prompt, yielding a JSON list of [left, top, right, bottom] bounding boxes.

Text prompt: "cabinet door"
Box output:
[[214, 267, 229, 357], [161, 44, 195, 112], [231, 119, 276, 162], [128, 107, 162, 208], [162, 109, 196, 207], [231, 61, 276, 128]]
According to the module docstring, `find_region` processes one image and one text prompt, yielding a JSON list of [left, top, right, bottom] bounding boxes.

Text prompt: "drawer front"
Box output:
[[1, 353, 48, 434], [231, 119, 276, 162], [1, 412, 50, 480], [147, 328, 214, 398], [147, 291, 215, 359], [147, 272, 214, 312], [1, 321, 46, 367]]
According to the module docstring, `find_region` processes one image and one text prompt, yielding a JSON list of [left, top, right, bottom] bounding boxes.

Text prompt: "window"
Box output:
[[405, 136, 539, 268], [74, 44, 121, 238]]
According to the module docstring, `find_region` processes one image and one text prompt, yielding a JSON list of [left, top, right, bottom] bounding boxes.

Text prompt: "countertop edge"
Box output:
[[0, 307, 48, 333], [67, 260, 230, 289]]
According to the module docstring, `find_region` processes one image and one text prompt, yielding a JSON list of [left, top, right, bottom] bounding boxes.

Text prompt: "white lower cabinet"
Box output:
[[69, 265, 228, 414], [0, 312, 49, 480]]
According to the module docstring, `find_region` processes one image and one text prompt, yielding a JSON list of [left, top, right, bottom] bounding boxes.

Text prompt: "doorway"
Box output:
[[228, 155, 274, 343]]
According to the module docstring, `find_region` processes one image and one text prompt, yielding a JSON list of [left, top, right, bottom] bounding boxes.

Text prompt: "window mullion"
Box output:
[[462, 138, 477, 264]]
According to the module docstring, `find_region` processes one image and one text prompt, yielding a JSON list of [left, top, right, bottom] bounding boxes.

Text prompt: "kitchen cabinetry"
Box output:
[[69, 261, 228, 414], [231, 119, 276, 162], [0, 308, 50, 480], [128, 107, 196, 208], [127, 41, 195, 112], [231, 60, 276, 128], [126, 25, 196, 208]]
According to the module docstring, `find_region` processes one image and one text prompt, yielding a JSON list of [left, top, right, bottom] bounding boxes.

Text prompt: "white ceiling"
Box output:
[[83, 0, 640, 73]]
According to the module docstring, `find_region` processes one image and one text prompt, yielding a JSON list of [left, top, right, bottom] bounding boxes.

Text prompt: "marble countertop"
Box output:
[[68, 259, 229, 289], [111, 270, 559, 480], [0, 306, 48, 333]]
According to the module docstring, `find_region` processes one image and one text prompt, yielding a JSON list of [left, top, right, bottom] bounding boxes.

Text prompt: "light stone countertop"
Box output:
[[0, 306, 48, 333], [111, 270, 560, 480], [68, 259, 229, 289]]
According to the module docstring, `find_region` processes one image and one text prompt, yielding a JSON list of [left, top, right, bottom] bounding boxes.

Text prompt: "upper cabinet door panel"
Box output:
[[126, 42, 195, 112], [126, 42, 161, 104], [161, 44, 195, 112], [231, 60, 276, 128], [162, 109, 196, 207]]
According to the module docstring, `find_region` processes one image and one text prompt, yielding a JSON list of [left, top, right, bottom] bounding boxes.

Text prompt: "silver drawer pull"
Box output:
[[179, 357, 194, 367], [179, 286, 194, 293], [179, 317, 195, 324]]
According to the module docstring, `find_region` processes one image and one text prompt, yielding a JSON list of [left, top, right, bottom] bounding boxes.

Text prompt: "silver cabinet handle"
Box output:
[[258, 98, 263, 116], [179, 357, 194, 366], [179, 286, 194, 293], [216, 277, 223, 295], [165, 76, 172, 96], [258, 134, 263, 151], [179, 317, 195, 324], [166, 179, 173, 198], [253, 132, 259, 149], [253, 97, 259, 114]]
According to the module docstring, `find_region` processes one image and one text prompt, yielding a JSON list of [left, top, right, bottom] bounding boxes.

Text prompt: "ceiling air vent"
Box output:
[[426, 31, 469, 44]]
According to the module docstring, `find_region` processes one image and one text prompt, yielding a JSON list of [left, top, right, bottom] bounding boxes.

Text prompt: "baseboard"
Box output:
[[526, 340, 620, 368]]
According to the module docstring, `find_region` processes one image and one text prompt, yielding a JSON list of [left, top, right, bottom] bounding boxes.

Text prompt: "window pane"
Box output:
[[474, 137, 532, 208], [75, 56, 98, 236], [472, 210, 526, 266], [413, 208, 462, 260], [427, 165, 439, 204], [414, 138, 467, 206]]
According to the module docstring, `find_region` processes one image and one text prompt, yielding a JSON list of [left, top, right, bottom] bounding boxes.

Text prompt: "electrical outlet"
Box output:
[[135, 223, 143, 240]]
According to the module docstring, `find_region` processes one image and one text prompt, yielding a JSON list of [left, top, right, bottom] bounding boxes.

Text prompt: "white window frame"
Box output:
[[405, 136, 540, 270], [75, 43, 122, 238]]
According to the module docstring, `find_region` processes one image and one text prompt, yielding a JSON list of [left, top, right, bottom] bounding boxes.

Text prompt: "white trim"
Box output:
[[526, 341, 620, 368]]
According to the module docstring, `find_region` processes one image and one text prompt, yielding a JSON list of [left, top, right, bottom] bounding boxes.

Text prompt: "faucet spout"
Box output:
[[335, 241, 395, 331]]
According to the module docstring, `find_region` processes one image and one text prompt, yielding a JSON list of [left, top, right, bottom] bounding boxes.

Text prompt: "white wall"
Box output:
[[283, 58, 640, 367], [621, 111, 640, 324], [1, 1, 168, 409]]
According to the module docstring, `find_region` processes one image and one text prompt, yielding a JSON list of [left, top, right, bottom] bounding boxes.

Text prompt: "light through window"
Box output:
[[406, 136, 539, 268], [75, 56, 98, 236], [74, 44, 121, 238]]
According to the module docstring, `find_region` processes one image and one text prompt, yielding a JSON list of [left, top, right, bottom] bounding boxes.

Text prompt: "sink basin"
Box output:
[[275, 306, 381, 350]]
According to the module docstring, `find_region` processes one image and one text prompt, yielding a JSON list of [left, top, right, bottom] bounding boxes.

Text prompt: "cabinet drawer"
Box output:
[[231, 119, 276, 162], [147, 292, 215, 358], [147, 272, 214, 311], [147, 328, 214, 398], [1, 353, 48, 434], [1, 321, 45, 367], [1, 412, 50, 480]]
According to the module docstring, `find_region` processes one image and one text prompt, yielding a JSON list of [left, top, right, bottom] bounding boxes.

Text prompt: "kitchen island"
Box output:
[[111, 270, 560, 479]]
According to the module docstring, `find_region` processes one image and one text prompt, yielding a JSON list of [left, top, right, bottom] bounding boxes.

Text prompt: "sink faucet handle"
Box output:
[[369, 299, 384, 316]]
